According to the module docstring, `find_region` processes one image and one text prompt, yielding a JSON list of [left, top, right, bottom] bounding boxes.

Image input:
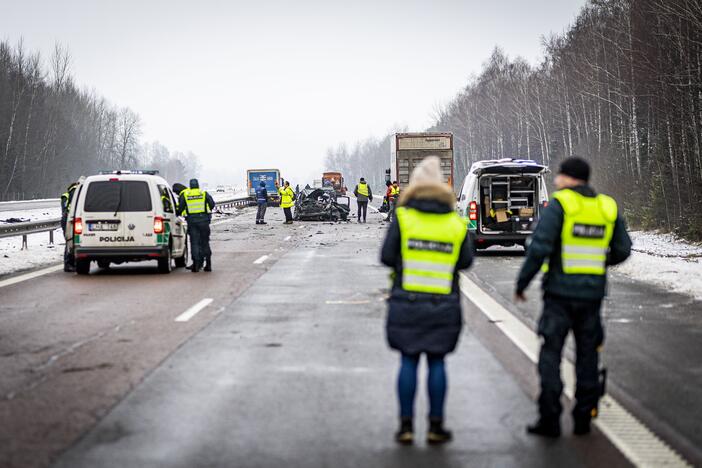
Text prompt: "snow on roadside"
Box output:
[[613, 231, 702, 300], [0, 207, 61, 223], [0, 229, 63, 276]]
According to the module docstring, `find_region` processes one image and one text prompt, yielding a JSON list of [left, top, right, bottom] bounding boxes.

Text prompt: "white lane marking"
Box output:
[[284, 236, 291, 241], [253, 255, 269, 264], [458, 273, 691, 468], [368, 205, 379, 213], [0, 264, 63, 289], [175, 298, 213, 322]]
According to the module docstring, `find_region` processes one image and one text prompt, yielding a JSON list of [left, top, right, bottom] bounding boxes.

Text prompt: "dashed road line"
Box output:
[[459, 273, 691, 468], [284, 236, 291, 241], [253, 255, 269, 264], [175, 298, 213, 322], [0, 264, 63, 289]]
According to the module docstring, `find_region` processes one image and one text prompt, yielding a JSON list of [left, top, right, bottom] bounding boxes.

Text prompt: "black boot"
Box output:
[[204, 257, 212, 272], [573, 417, 591, 435], [427, 417, 452, 445], [190, 262, 200, 273], [394, 417, 413, 445], [526, 418, 561, 438]]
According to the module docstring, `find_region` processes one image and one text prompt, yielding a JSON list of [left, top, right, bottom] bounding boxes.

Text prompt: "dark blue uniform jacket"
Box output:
[[516, 185, 632, 301]]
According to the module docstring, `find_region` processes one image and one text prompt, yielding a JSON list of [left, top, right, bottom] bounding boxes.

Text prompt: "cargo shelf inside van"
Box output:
[[479, 174, 540, 234]]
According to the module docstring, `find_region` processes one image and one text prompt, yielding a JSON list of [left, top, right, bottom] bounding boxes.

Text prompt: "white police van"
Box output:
[[66, 171, 188, 274], [457, 159, 550, 250]]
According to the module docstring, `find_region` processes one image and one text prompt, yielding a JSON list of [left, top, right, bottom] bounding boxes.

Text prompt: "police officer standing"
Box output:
[[61, 181, 79, 272], [353, 177, 373, 223], [60, 182, 79, 234], [275, 180, 295, 224], [255, 181, 268, 225], [515, 156, 631, 437], [381, 156, 473, 445], [178, 178, 216, 272]]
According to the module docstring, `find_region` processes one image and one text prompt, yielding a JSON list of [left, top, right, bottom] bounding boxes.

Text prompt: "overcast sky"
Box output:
[[1, 0, 586, 186]]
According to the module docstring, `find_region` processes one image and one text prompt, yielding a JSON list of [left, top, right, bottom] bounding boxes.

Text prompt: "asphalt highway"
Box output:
[[466, 247, 702, 464], [0, 201, 691, 467]]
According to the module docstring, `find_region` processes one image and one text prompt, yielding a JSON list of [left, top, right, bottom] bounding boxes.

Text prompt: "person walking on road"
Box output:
[[255, 181, 268, 225], [178, 178, 216, 273], [380, 156, 473, 445], [275, 180, 295, 224], [353, 177, 373, 223], [515, 156, 631, 438]]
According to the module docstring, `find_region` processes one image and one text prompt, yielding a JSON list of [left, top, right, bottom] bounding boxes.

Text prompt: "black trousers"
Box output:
[[256, 203, 267, 222], [537, 295, 604, 422], [187, 221, 211, 266], [357, 201, 368, 221], [283, 207, 293, 222]]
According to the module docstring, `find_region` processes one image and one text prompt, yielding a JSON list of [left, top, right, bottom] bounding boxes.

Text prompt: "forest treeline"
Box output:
[[0, 41, 199, 200], [327, 0, 702, 239]]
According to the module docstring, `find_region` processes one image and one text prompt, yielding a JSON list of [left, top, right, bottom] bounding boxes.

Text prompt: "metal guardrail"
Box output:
[[0, 218, 62, 250], [0, 198, 61, 212], [216, 196, 255, 210], [0, 194, 254, 250]]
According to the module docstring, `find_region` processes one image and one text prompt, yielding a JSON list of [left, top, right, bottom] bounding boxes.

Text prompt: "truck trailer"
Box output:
[[247, 168, 281, 206], [390, 132, 454, 190]]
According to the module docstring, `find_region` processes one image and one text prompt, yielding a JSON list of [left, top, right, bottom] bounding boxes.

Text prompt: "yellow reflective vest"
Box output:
[[357, 183, 369, 197], [182, 188, 209, 215], [545, 188, 617, 275], [396, 207, 467, 295], [278, 186, 295, 208]]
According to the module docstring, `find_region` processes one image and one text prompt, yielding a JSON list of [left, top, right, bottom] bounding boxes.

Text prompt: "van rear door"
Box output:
[[80, 180, 153, 249]]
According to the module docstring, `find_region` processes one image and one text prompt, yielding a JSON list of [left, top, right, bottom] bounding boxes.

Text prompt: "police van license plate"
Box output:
[[89, 222, 119, 231]]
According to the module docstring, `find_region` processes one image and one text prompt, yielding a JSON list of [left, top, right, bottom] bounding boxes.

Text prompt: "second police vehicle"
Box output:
[[457, 159, 550, 251]]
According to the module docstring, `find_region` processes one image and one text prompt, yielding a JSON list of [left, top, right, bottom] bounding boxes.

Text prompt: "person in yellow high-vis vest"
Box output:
[[275, 180, 295, 224], [515, 157, 631, 438], [178, 178, 216, 272], [353, 177, 373, 223], [381, 156, 473, 446]]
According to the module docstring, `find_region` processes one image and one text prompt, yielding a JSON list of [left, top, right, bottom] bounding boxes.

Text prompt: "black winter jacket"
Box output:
[[381, 194, 473, 356], [516, 185, 632, 301]]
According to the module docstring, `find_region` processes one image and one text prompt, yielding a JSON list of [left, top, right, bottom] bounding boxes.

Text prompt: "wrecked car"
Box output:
[[294, 188, 350, 222]]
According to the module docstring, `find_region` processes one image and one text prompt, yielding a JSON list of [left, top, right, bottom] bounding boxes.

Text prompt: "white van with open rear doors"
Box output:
[[457, 159, 550, 251], [66, 170, 188, 274]]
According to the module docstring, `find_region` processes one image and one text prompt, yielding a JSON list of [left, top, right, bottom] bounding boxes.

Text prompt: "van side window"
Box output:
[[158, 185, 173, 213], [168, 188, 179, 214]]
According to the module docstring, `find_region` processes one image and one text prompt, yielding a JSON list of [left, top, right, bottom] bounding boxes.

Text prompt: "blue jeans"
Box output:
[[397, 353, 447, 418]]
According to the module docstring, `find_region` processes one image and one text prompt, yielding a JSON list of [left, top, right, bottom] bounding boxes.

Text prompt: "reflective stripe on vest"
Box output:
[[391, 186, 400, 196], [357, 183, 369, 197], [553, 189, 617, 275], [396, 206, 467, 295], [183, 188, 207, 214]]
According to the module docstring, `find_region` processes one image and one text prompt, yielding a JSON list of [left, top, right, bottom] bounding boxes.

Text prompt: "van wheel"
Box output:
[[174, 240, 188, 268], [158, 246, 173, 274], [76, 260, 91, 275]]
